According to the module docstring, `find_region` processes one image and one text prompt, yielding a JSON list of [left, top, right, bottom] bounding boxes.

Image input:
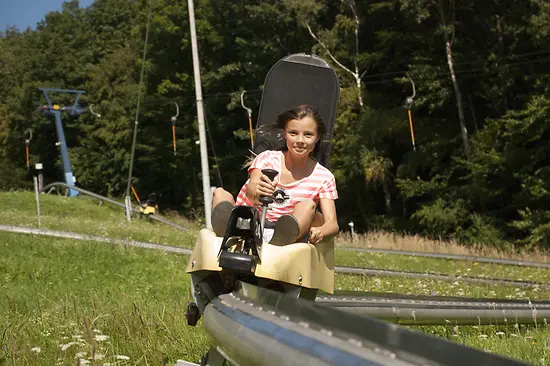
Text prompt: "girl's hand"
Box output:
[[256, 173, 278, 197], [308, 227, 323, 244]]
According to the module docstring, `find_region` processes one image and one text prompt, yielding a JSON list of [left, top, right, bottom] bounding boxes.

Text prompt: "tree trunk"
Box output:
[[382, 179, 392, 214], [444, 36, 470, 156], [355, 75, 363, 107], [468, 93, 479, 133], [495, 14, 509, 111], [356, 186, 369, 229]]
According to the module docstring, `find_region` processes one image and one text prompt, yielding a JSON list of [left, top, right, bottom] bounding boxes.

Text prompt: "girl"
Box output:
[[211, 104, 339, 245]]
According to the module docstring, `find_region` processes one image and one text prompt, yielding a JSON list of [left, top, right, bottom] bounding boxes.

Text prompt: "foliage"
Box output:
[[1, 0, 550, 249]]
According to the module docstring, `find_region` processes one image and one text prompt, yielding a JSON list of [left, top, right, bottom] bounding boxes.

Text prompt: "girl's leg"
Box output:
[[290, 199, 317, 238], [211, 188, 235, 236], [270, 199, 317, 246]]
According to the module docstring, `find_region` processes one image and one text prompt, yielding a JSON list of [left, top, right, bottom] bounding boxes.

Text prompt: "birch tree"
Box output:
[[283, 0, 372, 108], [401, 0, 470, 156]]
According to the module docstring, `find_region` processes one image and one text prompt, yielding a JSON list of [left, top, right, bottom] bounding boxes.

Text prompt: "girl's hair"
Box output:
[[244, 104, 327, 168]]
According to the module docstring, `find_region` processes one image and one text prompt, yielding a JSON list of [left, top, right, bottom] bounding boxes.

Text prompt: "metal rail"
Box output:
[[0, 225, 192, 255], [320, 291, 550, 308], [339, 246, 550, 269], [41, 182, 189, 231], [1, 224, 547, 328], [317, 292, 550, 325], [335, 265, 550, 288], [3, 224, 547, 289], [200, 281, 525, 365]]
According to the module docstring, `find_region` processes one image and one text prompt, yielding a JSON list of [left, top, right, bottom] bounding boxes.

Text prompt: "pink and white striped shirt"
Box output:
[[235, 150, 338, 222]]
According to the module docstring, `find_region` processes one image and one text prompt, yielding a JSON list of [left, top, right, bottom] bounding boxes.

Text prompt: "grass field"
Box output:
[[1, 192, 549, 365]]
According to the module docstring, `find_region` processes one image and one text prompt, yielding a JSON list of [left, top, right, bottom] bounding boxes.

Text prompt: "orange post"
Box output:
[[248, 114, 254, 148], [408, 108, 416, 152], [25, 145, 30, 169], [131, 186, 141, 204], [172, 124, 177, 155]]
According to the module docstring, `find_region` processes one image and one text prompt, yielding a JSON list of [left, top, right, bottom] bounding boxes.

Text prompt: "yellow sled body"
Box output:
[[186, 228, 335, 294]]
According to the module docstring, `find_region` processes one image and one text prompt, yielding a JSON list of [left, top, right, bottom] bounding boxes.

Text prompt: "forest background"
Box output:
[[1, 0, 550, 250]]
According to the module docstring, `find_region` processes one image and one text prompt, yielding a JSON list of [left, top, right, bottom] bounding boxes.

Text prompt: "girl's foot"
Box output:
[[270, 214, 300, 246], [211, 201, 234, 237]]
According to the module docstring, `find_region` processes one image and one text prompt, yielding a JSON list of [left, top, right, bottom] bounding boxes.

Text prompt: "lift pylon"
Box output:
[[38, 88, 89, 197]]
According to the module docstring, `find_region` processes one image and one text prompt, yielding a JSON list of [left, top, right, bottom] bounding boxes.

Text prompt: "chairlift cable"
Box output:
[[125, 0, 153, 201], [204, 104, 223, 188], [241, 90, 254, 148]]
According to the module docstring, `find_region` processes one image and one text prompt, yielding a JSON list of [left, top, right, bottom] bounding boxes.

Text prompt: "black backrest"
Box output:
[[252, 54, 340, 168]]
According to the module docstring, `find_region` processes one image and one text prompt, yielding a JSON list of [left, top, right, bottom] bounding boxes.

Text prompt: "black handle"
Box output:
[[259, 169, 279, 205], [262, 169, 278, 181]]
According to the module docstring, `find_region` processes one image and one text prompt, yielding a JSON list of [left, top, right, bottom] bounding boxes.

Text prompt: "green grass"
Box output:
[[2, 191, 550, 365], [0, 232, 208, 365], [416, 324, 550, 365], [0, 192, 196, 248], [335, 273, 550, 300]]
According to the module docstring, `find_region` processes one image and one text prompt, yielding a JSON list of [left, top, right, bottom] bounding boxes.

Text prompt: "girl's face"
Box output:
[[284, 117, 319, 158]]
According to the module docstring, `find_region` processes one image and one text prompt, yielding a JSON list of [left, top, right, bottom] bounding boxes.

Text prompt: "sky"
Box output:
[[0, 0, 95, 32]]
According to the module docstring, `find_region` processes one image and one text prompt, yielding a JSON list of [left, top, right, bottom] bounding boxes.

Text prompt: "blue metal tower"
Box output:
[[38, 88, 88, 197]]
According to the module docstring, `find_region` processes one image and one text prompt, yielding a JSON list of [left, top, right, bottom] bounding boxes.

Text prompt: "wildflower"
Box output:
[[115, 355, 130, 360], [60, 342, 79, 351], [94, 335, 110, 342], [31, 347, 41, 353]]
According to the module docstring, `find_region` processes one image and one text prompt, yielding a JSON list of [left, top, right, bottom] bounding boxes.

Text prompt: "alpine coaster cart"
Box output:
[[185, 53, 340, 326]]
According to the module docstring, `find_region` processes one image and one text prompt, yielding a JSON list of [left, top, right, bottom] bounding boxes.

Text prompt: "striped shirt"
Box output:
[[235, 150, 338, 222]]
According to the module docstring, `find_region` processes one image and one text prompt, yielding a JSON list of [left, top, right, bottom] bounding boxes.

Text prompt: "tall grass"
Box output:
[[2, 191, 549, 364], [0, 232, 209, 365]]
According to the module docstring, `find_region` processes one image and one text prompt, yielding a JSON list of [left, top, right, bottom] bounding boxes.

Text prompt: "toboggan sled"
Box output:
[[185, 53, 340, 324]]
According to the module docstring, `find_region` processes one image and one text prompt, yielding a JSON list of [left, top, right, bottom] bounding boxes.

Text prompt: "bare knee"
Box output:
[[213, 187, 227, 199], [212, 187, 235, 207]]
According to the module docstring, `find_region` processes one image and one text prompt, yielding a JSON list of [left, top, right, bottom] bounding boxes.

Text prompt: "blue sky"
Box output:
[[1, 0, 95, 31]]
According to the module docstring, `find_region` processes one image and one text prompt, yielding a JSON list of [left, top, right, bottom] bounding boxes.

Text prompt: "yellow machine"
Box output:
[[139, 204, 156, 216]]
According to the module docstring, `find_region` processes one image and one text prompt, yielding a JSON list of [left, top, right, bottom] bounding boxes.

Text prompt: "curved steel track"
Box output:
[[335, 266, 549, 288], [339, 246, 550, 269], [316, 292, 550, 325], [1, 224, 547, 289], [41, 182, 189, 231], [37, 182, 550, 272], [39, 182, 550, 271]]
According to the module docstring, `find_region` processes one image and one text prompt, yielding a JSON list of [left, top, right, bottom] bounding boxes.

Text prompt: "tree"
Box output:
[[400, 0, 470, 156]]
